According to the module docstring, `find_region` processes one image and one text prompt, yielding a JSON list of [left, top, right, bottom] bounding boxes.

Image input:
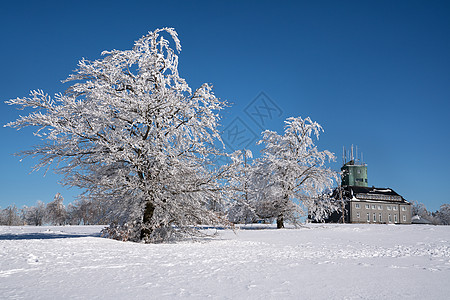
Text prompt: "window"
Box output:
[[379, 213, 382, 222], [365, 204, 370, 209], [355, 203, 360, 209], [367, 213, 370, 222], [373, 213, 376, 222], [403, 215, 406, 222], [393, 206, 397, 211], [357, 212, 360, 218], [402, 206, 406, 211], [388, 214, 392, 223], [387, 206, 392, 210], [394, 214, 398, 223], [378, 205, 382, 210], [372, 205, 376, 210]]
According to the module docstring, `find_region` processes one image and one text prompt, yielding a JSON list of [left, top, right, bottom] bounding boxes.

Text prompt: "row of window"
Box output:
[[355, 212, 407, 223], [354, 203, 407, 211]]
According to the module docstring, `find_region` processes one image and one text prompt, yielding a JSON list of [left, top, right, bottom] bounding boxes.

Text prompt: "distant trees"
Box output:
[[22, 201, 46, 226], [411, 201, 450, 225], [66, 198, 108, 225], [436, 204, 450, 225], [0, 193, 110, 226], [45, 193, 66, 225], [0, 205, 23, 226]]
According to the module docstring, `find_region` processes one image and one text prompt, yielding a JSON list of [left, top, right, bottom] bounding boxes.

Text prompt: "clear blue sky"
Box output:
[[1, 0, 449, 211]]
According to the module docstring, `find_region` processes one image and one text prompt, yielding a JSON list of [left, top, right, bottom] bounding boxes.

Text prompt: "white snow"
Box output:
[[372, 189, 393, 193], [1, 224, 449, 299]]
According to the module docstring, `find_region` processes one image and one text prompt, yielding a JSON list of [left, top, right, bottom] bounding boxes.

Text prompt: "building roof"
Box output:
[[336, 185, 409, 204]]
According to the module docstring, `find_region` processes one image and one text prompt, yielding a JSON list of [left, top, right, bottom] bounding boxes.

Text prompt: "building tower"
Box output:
[[341, 145, 368, 187]]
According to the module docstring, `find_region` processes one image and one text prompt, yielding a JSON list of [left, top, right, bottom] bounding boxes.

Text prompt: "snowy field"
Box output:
[[1, 224, 449, 299]]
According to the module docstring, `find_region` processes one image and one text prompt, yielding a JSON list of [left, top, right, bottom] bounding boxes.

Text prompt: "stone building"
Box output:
[[333, 185, 412, 224], [319, 148, 411, 224]]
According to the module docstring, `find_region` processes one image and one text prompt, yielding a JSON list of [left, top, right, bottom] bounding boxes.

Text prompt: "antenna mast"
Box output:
[[351, 144, 354, 162], [343, 146, 345, 164]]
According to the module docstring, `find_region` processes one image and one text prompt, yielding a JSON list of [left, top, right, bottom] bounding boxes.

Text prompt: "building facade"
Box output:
[[318, 149, 411, 224], [338, 186, 412, 224]]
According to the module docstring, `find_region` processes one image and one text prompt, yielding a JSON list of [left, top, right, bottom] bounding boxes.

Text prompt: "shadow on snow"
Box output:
[[0, 232, 102, 241]]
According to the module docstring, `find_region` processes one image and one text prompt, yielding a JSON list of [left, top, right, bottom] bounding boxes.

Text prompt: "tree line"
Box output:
[[3, 195, 448, 227], [0, 193, 109, 226]]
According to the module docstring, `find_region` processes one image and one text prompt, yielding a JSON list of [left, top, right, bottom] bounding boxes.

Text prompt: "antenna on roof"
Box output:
[[351, 144, 354, 161], [342, 145, 367, 165]]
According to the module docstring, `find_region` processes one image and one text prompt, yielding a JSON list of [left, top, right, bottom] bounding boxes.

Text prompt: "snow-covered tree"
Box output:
[[0, 205, 22, 226], [67, 200, 90, 225], [256, 117, 339, 228], [66, 198, 109, 225], [23, 201, 46, 226], [411, 201, 449, 225], [5, 28, 233, 242], [45, 193, 67, 225], [227, 150, 258, 224], [437, 204, 450, 225], [411, 201, 428, 218]]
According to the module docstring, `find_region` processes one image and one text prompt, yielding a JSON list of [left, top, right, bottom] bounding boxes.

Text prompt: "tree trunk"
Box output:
[[140, 201, 155, 240], [276, 214, 284, 229]]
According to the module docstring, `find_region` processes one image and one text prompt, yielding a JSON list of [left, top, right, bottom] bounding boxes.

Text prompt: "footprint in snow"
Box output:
[[27, 254, 40, 265]]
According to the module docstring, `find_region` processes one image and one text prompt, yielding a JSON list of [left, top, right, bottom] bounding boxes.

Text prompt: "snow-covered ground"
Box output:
[[1, 224, 449, 299]]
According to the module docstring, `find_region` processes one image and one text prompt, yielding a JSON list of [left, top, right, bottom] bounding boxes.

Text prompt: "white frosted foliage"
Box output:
[[254, 116, 340, 225]]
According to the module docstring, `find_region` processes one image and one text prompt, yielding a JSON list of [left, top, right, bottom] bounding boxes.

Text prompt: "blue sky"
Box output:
[[1, 0, 449, 211]]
